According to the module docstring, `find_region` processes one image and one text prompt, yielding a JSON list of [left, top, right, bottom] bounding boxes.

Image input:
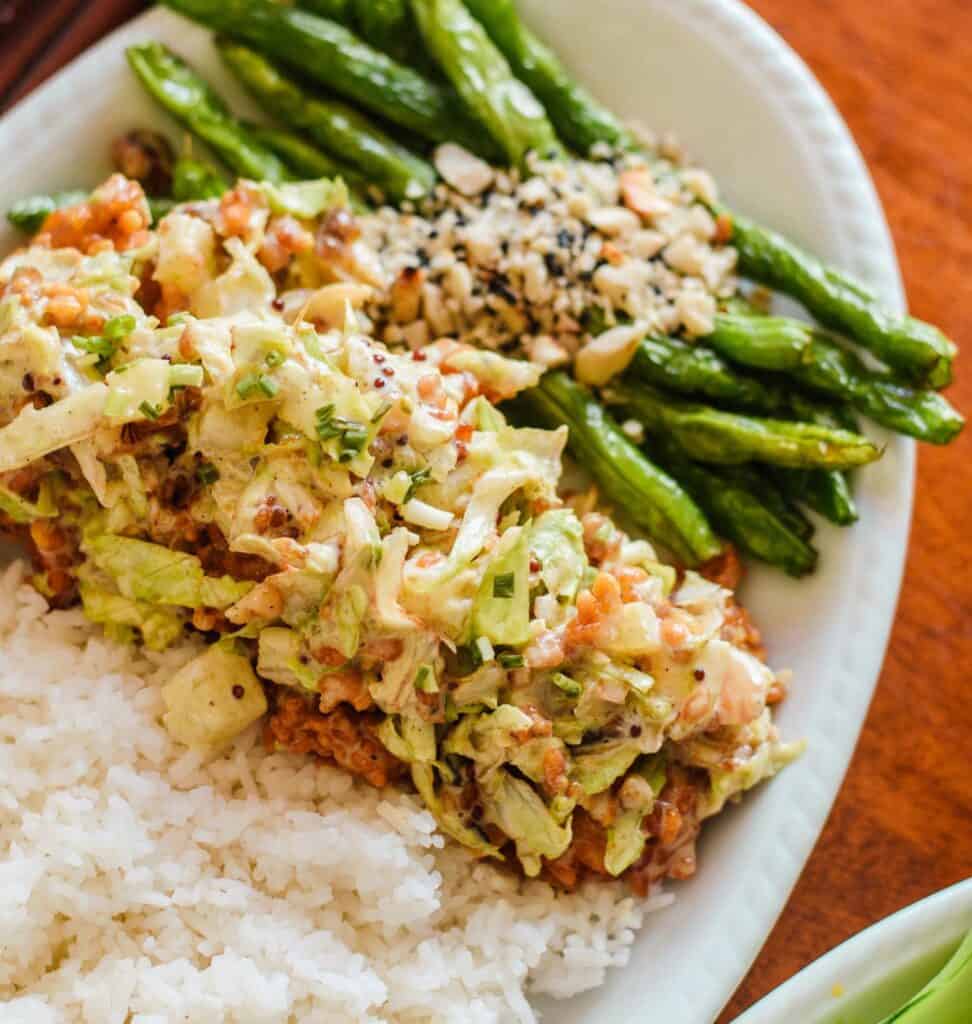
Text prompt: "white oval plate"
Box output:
[[734, 878, 972, 1023], [0, 2, 914, 1021]]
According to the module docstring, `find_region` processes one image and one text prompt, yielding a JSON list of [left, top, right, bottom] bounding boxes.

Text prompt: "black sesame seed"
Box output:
[[544, 253, 563, 277], [232, 685, 245, 699], [694, 668, 706, 681], [556, 228, 574, 249], [630, 724, 643, 738], [21, 373, 34, 391], [415, 247, 430, 267]]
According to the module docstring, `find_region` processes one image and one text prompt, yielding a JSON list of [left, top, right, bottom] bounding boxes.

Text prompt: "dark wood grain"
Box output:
[[3, 2, 971, 1021], [0, 0, 84, 102], [0, 0, 144, 110]]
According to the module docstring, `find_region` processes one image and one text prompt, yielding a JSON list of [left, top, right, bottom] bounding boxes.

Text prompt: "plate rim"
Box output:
[[0, 2, 917, 1021]]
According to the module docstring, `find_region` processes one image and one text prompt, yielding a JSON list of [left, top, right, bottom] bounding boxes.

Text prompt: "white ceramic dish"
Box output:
[[0, 2, 914, 1020], [734, 878, 972, 1023]]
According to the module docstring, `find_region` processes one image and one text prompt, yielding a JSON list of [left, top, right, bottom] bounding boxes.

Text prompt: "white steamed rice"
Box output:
[[0, 562, 671, 1023]]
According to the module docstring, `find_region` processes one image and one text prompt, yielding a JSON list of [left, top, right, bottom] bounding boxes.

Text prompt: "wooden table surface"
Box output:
[[3, 1, 970, 1020]]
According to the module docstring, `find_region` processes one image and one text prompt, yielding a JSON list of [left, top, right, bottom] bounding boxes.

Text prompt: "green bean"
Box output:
[[217, 39, 435, 204], [462, 0, 632, 155], [298, 0, 353, 20], [411, 0, 562, 170], [298, 0, 435, 73], [605, 382, 881, 470], [727, 211, 956, 389], [701, 308, 963, 445], [774, 464, 858, 528], [446, 1, 958, 388], [627, 335, 787, 414], [244, 123, 368, 190], [163, 0, 494, 158], [707, 310, 812, 371], [515, 373, 722, 566], [772, 397, 859, 527], [7, 191, 89, 234], [584, 307, 786, 414], [353, 0, 433, 70], [647, 439, 818, 577], [797, 334, 963, 446], [171, 157, 230, 201], [126, 42, 292, 184], [719, 464, 815, 541], [8, 189, 179, 234]]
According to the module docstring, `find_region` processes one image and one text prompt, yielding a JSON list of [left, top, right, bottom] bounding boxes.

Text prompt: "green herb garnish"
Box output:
[[492, 572, 516, 599], [197, 462, 220, 485]]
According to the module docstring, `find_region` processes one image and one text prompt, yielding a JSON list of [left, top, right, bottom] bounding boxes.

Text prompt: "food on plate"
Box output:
[[9, 3, 963, 580], [0, 174, 801, 891], [0, 0, 963, 1016]]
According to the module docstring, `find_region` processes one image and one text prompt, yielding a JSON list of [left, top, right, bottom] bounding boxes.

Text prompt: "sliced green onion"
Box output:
[[168, 364, 204, 388], [71, 335, 115, 358], [315, 403, 339, 440], [414, 664, 439, 693], [404, 467, 432, 503], [552, 672, 582, 697], [237, 373, 279, 400], [371, 399, 393, 424], [138, 400, 161, 420], [257, 374, 279, 398], [197, 462, 220, 485], [102, 314, 137, 340], [492, 572, 516, 598]]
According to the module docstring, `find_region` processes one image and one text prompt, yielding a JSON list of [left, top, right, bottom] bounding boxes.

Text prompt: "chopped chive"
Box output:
[[552, 673, 582, 697], [316, 404, 368, 460], [457, 641, 484, 674], [71, 335, 115, 357], [138, 400, 161, 420], [237, 373, 279, 400], [264, 349, 284, 368], [257, 374, 279, 398], [236, 374, 261, 400], [315, 403, 340, 440], [497, 651, 524, 669], [197, 462, 220, 485], [103, 314, 137, 340], [492, 572, 516, 599], [168, 364, 204, 388], [404, 467, 432, 503], [414, 664, 439, 693], [370, 399, 393, 424]]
